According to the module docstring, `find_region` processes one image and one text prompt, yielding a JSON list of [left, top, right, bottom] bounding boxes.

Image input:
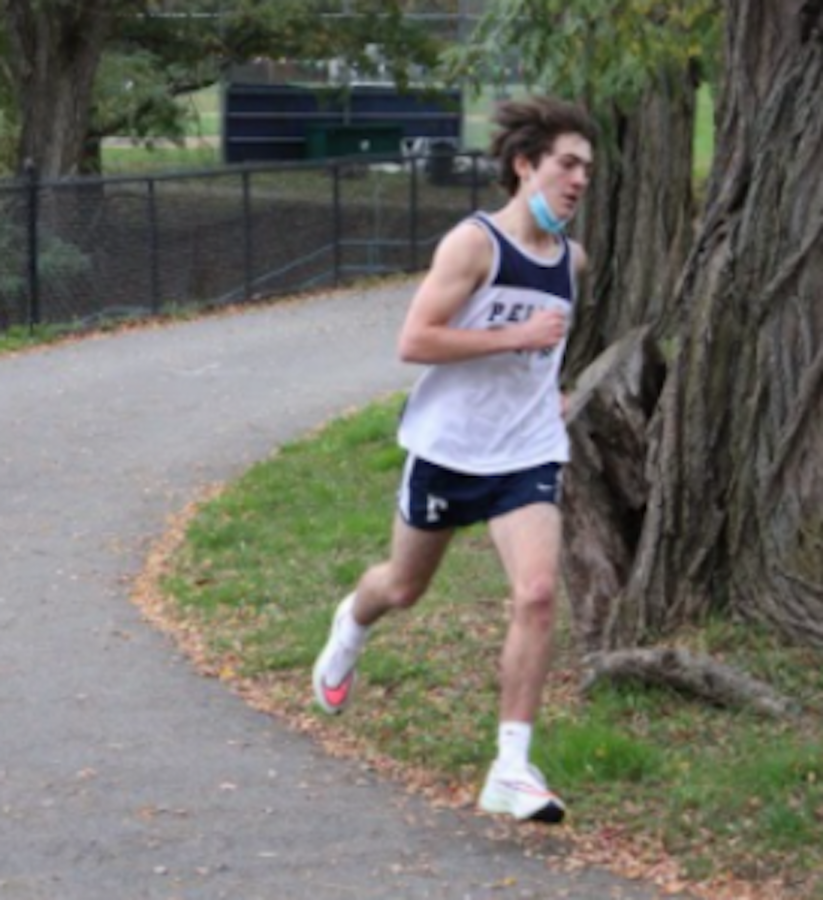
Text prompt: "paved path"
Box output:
[[0, 286, 677, 899]]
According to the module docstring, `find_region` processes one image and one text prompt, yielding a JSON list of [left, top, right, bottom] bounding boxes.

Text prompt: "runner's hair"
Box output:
[[489, 96, 597, 196]]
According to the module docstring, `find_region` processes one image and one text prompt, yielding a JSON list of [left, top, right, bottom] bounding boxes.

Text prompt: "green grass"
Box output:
[[0, 323, 71, 353], [178, 85, 221, 137], [160, 394, 823, 898], [102, 142, 220, 174], [693, 84, 715, 185], [0, 300, 243, 357], [101, 85, 221, 174]]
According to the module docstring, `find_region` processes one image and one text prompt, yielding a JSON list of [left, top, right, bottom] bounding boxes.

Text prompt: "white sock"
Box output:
[[325, 595, 369, 686], [497, 721, 532, 771], [338, 596, 370, 650]]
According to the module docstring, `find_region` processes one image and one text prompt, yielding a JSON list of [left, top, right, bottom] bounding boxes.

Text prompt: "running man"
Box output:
[[313, 96, 596, 824]]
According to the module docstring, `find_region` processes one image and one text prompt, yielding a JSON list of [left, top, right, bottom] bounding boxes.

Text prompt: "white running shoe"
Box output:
[[312, 594, 361, 715], [478, 762, 566, 823]]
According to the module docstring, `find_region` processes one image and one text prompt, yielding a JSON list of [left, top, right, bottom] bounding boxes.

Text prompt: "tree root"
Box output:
[[581, 647, 798, 718]]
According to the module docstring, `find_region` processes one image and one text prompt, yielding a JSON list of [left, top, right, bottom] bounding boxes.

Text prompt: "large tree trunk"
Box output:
[[611, 0, 823, 647], [566, 69, 698, 378], [564, 327, 667, 650], [4, 0, 118, 177]]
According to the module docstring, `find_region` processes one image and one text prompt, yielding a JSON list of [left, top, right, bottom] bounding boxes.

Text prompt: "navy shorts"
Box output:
[[398, 456, 564, 531]]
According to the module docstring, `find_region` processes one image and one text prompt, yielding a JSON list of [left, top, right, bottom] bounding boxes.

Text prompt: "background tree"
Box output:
[[1, 0, 442, 177], [614, 0, 823, 648], [2, 0, 130, 177]]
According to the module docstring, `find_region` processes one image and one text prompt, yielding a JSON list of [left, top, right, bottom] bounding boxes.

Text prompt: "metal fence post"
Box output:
[[146, 178, 161, 313], [24, 160, 40, 331], [409, 156, 419, 272], [470, 152, 480, 213], [242, 169, 253, 302], [332, 162, 341, 286]]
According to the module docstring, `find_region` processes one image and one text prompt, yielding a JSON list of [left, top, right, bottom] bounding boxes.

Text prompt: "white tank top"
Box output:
[[397, 213, 575, 475]]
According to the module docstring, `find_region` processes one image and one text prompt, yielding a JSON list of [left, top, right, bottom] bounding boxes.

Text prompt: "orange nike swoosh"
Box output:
[[323, 673, 353, 707]]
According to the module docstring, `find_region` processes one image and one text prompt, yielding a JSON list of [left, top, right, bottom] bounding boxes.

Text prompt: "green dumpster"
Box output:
[[305, 123, 403, 159]]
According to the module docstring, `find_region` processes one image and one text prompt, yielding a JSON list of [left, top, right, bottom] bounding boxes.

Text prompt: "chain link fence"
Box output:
[[0, 149, 500, 332]]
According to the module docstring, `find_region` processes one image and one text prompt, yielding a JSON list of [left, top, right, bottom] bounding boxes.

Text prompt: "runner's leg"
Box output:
[[488, 503, 563, 723], [478, 503, 565, 821], [312, 513, 453, 713], [352, 513, 454, 626]]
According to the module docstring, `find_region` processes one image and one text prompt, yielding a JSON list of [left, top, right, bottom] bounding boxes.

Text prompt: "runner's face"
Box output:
[[527, 134, 593, 221]]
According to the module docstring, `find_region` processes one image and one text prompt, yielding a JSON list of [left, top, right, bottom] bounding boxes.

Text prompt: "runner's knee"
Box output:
[[384, 577, 428, 610], [359, 563, 429, 612], [511, 578, 556, 629]]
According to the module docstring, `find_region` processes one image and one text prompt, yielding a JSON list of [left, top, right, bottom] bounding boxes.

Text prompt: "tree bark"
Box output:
[[563, 327, 667, 650], [3, 0, 120, 177], [617, 0, 823, 647], [566, 69, 698, 379], [581, 647, 797, 718]]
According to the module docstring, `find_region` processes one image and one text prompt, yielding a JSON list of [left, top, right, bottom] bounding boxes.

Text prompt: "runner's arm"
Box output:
[[398, 224, 568, 364]]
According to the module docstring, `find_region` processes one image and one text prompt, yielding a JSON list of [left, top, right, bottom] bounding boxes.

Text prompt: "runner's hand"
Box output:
[[516, 308, 567, 352]]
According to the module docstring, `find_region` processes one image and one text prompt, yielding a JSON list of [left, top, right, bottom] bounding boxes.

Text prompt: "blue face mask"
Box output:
[[528, 190, 568, 235]]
